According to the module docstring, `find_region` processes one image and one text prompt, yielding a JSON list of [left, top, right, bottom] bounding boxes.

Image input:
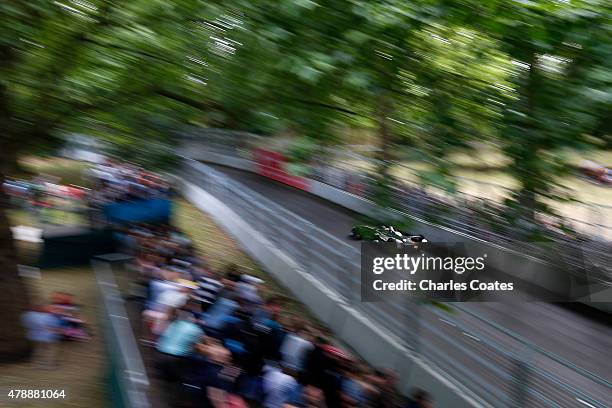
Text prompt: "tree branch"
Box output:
[[81, 38, 183, 67], [289, 98, 364, 117], [153, 89, 216, 111]]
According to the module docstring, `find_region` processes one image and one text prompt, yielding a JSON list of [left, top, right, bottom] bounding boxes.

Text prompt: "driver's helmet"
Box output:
[[389, 227, 402, 238]]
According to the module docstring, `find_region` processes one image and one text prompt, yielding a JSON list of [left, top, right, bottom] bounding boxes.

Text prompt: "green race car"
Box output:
[[350, 225, 427, 244]]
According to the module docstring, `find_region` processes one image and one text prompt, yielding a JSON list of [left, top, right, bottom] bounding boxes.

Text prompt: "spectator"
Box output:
[[184, 338, 239, 408], [202, 288, 240, 336], [49, 292, 90, 341], [253, 296, 286, 362], [405, 389, 433, 408], [263, 362, 300, 408], [340, 363, 367, 407], [236, 274, 264, 309], [280, 318, 314, 372], [302, 338, 344, 408], [368, 369, 400, 408], [194, 268, 224, 311], [287, 385, 327, 408], [156, 308, 205, 386], [21, 305, 61, 368], [158, 308, 204, 353], [157, 279, 196, 310]]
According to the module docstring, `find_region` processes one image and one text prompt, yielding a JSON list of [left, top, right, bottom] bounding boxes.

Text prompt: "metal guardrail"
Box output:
[[183, 159, 611, 408], [179, 127, 264, 158], [93, 257, 151, 408]]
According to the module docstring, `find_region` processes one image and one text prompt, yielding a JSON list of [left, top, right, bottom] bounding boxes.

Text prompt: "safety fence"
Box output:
[[183, 159, 611, 408]]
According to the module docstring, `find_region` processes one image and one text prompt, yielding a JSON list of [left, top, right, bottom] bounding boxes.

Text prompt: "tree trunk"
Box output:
[[0, 173, 32, 363], [513, 52, 540, 223], [376, 93, 394, 178], [517, 188, 536, 221], [0, 45, 32, 362], [372, 93, 395, 209]]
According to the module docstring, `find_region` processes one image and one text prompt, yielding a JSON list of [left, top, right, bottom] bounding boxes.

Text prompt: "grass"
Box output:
[[7, 208, 36, 228], [7, 156, 91, 228], [389, 146, 612, 206], [17, 157, 92, 188], [0, 267, 106, 408], [8, 208, 86, 229], [395, 149, 612, 239]]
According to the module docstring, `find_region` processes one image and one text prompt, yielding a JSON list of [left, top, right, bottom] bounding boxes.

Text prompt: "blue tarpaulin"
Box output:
[[103, 198, 172, 224]]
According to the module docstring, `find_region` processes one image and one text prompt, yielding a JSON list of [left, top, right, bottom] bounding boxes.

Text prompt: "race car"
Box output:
[[350, 224, 427, 245]]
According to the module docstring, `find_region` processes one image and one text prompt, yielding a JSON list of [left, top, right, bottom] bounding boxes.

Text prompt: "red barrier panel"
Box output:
[[346, 180, 366, 197], [253, 148, 310, 191]]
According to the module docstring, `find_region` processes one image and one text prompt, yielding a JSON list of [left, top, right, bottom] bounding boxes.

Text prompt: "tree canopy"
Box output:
[[2, 0, 609, 177]]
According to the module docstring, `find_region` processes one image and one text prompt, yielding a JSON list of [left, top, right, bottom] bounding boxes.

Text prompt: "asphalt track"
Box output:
[[206, 163, 612, 406]]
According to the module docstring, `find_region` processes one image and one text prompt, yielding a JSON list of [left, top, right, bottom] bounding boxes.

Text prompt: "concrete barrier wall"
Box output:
[[179, 178, 486, 408]]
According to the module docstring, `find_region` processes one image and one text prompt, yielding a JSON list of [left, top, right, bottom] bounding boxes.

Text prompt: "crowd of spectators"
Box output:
[[4, 175, 87, 225], [3, 160, 171, 227], [118, 222, 435, 408], [88, 160, 171, 205]]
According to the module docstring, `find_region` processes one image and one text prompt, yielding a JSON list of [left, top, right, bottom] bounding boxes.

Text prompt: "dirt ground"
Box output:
[[0, 266, 106, 408]]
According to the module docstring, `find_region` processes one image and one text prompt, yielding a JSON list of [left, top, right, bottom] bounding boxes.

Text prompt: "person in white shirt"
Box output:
[[262, 363, 299, 408], [280, 320, 314, 372]]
